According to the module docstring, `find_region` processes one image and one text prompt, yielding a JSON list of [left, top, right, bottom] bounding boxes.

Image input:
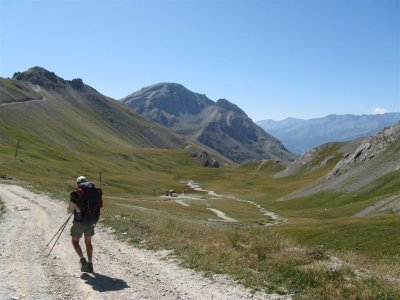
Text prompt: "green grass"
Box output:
[[279, 215, 400, 257]]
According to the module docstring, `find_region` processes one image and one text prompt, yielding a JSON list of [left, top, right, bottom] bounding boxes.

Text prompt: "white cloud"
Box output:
[[372, 107, 388, 115]]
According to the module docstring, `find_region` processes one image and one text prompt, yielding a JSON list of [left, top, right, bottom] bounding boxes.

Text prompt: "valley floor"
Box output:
[[0, 183, 289, 300]]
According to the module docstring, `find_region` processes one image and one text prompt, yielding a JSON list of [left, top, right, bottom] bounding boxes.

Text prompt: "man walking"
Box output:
[[68, 176, 103, 273]]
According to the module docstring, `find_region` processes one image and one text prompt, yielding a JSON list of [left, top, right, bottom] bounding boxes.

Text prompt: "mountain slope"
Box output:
[[257, 113, 400, 154], [121, 83, 296, 163], [0, 67, 231, 193], [8, 67, 187, 149], [279, 122, 400, 206]]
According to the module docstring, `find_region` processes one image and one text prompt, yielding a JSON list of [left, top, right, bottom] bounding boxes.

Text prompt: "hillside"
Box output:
[[0, 67, 232, 193], [257, 113, 400, 154], [6, 67, 186, 149], [121, 83, 296, 164], [277, 122, 400, 207]]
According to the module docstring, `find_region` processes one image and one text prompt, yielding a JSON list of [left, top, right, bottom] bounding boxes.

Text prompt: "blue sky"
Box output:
[[1, 0, 399, 121]]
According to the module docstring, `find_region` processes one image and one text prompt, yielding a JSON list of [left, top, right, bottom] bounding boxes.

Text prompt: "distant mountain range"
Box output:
[[121, 83, 296, 163], [257, 113, 400, 154]]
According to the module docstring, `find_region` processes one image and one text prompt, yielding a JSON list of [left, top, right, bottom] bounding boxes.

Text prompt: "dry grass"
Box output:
[[102, 202, 400, 299]]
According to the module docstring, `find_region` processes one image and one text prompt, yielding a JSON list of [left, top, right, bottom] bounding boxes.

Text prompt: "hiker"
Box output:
[[68, 176, 103, 273]]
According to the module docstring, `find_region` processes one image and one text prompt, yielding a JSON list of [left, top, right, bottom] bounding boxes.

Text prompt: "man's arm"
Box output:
[[67, 191, 80, 214], [67, 201, 78, 214]]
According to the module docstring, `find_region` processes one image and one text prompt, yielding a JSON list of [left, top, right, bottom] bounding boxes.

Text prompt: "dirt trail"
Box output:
[[0, 98, 45, 107], [0, 183, 289, 300], [185, 181, 286, 225]]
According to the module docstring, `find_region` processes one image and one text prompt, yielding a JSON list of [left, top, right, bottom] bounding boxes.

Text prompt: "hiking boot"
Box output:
[[80, 257, 89, 272], [87, 261, 94, 273]]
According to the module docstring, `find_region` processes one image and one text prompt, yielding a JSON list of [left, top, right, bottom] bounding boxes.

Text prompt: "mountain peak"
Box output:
[[121, 82, 214, 118], [12, 67, 87, 91], [13, 67, 66, 88], [134, 82, 206, 99], [152, 82, 185, 89]]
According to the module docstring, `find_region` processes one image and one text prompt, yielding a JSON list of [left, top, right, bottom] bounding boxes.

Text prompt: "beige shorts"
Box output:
[[70, 221, 95, 238]]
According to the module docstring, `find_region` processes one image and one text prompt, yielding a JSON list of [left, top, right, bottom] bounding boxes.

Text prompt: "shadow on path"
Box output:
[[81, 273, 129, 292]]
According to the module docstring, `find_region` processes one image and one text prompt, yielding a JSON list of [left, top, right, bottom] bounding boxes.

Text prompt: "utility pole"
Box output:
[[14, 139, 20, 159], [99, 171, 102, 185]]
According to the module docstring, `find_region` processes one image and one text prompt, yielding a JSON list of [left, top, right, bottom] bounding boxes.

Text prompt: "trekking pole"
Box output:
[[47, 217, 71, 257], [47, 213, 73, 257], [46, 213, 73, 247]]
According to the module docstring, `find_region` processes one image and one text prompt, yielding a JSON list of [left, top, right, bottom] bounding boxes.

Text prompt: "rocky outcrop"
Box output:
[[13, 67, 88, 92], [185, 145, 220, 168], [13, 67, 67, 89], [329, 124, 400, 178]]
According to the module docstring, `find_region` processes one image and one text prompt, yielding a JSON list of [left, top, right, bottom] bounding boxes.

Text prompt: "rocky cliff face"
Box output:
[[330, 123, 400, 178], [121, 83, 296, 163]]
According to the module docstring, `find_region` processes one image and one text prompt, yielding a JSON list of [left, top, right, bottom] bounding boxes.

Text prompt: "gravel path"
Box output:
[[0, 183, 289, 300], [207, 208, 237, 222]]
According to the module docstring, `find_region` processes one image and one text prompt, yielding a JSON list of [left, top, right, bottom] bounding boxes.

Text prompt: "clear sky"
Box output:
[[1, 0, 399, 121]]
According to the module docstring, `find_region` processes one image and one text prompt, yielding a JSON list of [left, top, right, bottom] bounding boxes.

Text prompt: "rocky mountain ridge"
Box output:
[[13, 67, 87, 91], [121, 83, 296, 164]]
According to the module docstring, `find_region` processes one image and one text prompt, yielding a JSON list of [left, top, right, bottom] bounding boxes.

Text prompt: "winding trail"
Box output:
[[0, 183, 289, 300], [185, 181, 286, 225]]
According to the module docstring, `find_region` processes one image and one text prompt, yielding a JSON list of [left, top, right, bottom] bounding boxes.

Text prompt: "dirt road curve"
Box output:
[[0, 184, 289, 300]]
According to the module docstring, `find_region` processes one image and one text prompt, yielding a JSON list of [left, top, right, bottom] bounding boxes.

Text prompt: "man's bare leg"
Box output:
[[72, 237, 84, 258], [84, 236, 93, 262]]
